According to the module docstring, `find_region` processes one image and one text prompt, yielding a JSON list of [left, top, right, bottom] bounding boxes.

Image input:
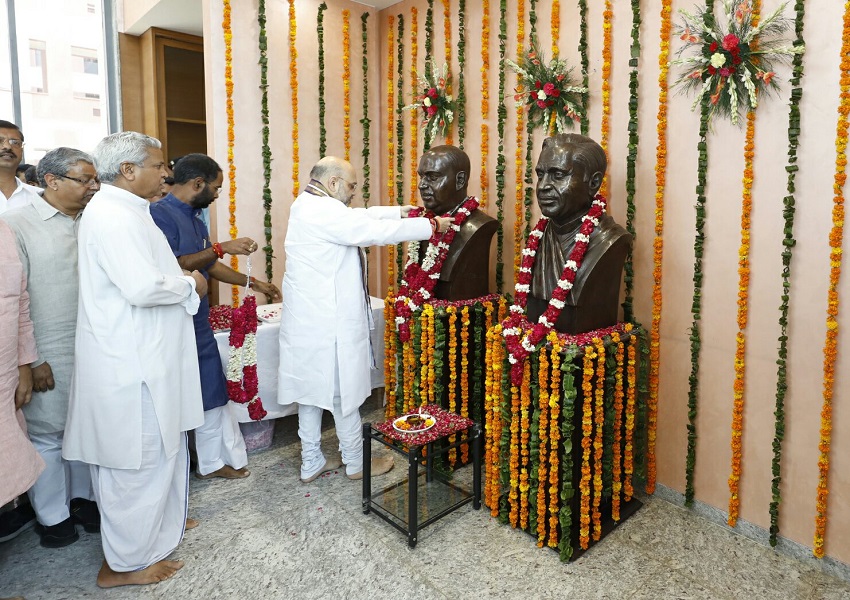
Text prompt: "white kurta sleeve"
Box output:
[[93, 213, 198, 309], [312, 202, 432, 248]]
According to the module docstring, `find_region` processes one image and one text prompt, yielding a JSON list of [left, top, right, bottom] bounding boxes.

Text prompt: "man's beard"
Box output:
[[190, 188, 215, 209]]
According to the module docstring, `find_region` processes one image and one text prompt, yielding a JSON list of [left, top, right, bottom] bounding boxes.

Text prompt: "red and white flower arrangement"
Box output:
[[403, 61, 455, 144], [502, 194, 607, 385], [225, 274, 268, 421], [394, 195, 479, 342]]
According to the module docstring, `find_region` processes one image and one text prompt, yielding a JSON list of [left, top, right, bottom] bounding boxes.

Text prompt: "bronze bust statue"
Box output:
[[527, 133, 632, 334], [416, 145, 498, 301]]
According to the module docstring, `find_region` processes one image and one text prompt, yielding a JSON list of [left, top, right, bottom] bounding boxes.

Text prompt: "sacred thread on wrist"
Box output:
[[213, 242, 225, 259]]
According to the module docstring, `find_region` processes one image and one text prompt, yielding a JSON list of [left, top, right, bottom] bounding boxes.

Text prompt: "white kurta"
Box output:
[[278, 192, 431, 417], [63, 184, 204, 470]]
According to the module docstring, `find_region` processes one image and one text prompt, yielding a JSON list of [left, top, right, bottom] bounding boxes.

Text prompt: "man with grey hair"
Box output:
[[62, 132, 206, 588], [1, 147, 100, 549]]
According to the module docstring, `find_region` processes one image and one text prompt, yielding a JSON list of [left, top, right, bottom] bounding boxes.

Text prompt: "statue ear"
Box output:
[[455, 170, 468, 190], [588, 171, 603, 194]]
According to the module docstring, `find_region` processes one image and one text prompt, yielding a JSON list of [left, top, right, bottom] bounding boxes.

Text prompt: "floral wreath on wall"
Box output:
[[505, 37, 588, 134], [404, 61, 455, 147], [671, 0, 804, 126]]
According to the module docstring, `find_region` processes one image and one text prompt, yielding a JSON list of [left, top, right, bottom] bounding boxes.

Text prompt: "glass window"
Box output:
[[29, 40, 46, 93]]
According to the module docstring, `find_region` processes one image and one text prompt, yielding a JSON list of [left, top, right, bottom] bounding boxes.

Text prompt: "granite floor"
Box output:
[[2, 393, 849, 600]]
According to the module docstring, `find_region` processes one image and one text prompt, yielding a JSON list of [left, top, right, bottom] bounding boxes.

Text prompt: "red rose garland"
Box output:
[[502, 194, 607, 385], [225, 290, 268, 421], [395, 196, 480, 341]]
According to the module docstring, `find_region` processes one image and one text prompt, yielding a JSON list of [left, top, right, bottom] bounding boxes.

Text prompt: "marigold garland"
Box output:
[[622, 0, 641, 323], [592, 338, 605, 541], [770, 0, 806, 547], [649, 0, 673, 497], [624, 331, 637, 501], [814, 0, 850, 560], [317, 3, 328, 157], [448, 306, 458, 466], [579, 345, 594, 549], [384, 294, 397, 419], [222, 0, 239, 306], [513, 0, 526, 285], [480, 0, 490, 208], [536, 336, 550, 546], [442, 0, 453, 146], [258, 0, 274, 283], [509, 375, 521, 527], [288, 0, 299, 202], [386, 16, 397, 291], [551, 0, 560, 56], [460, 306, 471, 463], [361, 12, 372, 209], [410, 7, 419, 204], [600, 1, 613, 200], [519, 360, 531, 529], [342, 9, 351, 161], [612, 334, 625, 521]]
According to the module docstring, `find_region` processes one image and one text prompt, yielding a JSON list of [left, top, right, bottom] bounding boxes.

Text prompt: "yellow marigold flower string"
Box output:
[[288, 0, 299, 201], [419, 304, 432, 405], [514, 0, 526, 283], [384, 295, 397, 419], [728, 0, 760, 527], [612, 334, 625, 521], [624, 330, 637, 501], [222, 0, 239, 306], [548, 334, 562, 547], [599, 1, 613, 199], [647, 0, 672, 495], [442, 0, 453, 145], [519, 359, 531, 529], [460, 306, 471, 463], [484, 327, 495, 511], [509, 375, 521, 527], [592, 338, 605, 541], [491, 324, 505, 515], [814, 0, 850, 560], [578, 344, 594, 544], [342, 10, 351, 161], [536, 339, 550, 546], [448, 306, 458, 466], [480, 0, 490, 208]]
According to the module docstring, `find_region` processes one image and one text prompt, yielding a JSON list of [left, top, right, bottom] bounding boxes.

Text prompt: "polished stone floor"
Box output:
[[2, 394, 849, 600]]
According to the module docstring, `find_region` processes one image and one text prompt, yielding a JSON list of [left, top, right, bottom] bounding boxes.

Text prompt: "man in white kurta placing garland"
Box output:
[[1, 148, 100, 549], [62, 132, 207, 589], [278, 156, 451, 483]]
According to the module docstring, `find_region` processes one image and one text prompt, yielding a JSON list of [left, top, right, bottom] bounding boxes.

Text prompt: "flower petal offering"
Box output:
[[392, 413, 436, 433]]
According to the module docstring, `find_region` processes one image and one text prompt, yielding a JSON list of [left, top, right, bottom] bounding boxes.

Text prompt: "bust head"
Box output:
[[417, 145, 470, 215], [535, 133, 606, 227]]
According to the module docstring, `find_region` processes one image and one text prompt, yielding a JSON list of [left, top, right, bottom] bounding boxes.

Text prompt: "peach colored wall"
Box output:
[[202, 0, 849, 564]]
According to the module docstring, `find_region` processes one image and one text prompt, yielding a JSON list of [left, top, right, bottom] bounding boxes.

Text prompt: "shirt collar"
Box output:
[[100, 183, 150, 210], [160, 192, 202, 218]]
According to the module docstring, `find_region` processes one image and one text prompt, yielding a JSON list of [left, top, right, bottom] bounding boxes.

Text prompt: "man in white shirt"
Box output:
[[0, 120, 41, 213], [62, 132, 206, 588]]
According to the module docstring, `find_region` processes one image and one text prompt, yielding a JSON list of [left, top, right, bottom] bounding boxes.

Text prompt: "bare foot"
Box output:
[[96, 559, 184, 588], [195, 465, 250, 480], [185, 518, 199, 530]]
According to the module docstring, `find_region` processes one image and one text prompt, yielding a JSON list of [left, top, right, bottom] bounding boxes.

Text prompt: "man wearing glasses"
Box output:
[[0, 120, 41, 214], [1, 148, 101, 549]]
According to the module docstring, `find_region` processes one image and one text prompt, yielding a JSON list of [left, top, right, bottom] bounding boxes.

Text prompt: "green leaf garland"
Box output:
[[578, 0, 590, 136], [558, 345, 579, 561], [396, 15, 405, 210], [258, 0, 274, 282], [495, 0, 508, 294], [457, 0, 467, 150], [424, 0, 435, 144], [622, 0, 641, 323], [522, 0, 538, 241], [317, 3, 327, 157], [770, 0, 806, 547], [361, 13, 371, 211]]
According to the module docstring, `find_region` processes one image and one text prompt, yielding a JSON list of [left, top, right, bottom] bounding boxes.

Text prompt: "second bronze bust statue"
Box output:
[[528, 133, 632, 334], [416, 145, 497, 301]]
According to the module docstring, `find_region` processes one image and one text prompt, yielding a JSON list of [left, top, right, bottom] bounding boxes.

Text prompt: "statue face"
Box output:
[[535, 145, 595, 226], [417, 151, 464, 214]]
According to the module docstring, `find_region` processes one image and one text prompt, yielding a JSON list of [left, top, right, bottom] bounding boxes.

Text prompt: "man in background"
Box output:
[[0, 121, 40, 213], [1, 148, 100, 548], [151, 153, 280, 481]]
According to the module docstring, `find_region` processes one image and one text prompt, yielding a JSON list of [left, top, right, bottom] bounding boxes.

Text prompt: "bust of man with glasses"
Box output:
[[416, 145, 498, 301], [0, 120, 41, 214]]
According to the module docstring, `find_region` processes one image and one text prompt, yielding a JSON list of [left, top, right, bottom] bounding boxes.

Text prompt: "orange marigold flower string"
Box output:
[[612, 333, 625, 521], [460, 306, 471, 463], [536, 338, 550, 546], [222, 0, 239, 305], [384, 299, 397, 419], [480, 0, 490, 208], [592, 338, 605, 541], [490, 324, 505, 515], [410, 7, 419, 204], [342, 10, 351, 161], [814, 0, 850, 560], [728, 1, 760, 526], [551, 0, 560, 56], [448, 306, 458, 466], [548, 334, 562, 547], [514, 0, 526, 284], [624, 329, 637, 501], [288, 0, 299, 200], [442, 0, 453, 146], [648, 0, 672, 496], [578, 344, 594, 547], [519, 359, 531, 529], [599, 1, 613, 199], [484, 327, 494, 511]]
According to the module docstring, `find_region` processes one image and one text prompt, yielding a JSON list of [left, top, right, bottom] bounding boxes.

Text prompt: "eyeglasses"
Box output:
[[336, 177, 358, 191], [55, 174, 100, 188], [0, 136, 24, 148]]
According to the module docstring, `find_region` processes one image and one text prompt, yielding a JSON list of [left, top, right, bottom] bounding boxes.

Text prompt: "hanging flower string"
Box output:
[[410, 7, 419, 205], [579, 345, 594, 549], [442, 0, 453, 146], [395, 16, 406, 216], [648, 0, 673, 497], [599, 1, 613, 199], [395, 196, 480, 341], [514, 0, 526, 285], [225, 260, 267, 421], [317, 3, 328, 156], [814, 0, 850, 560], [480, 0, 490, 208], [457, 0, 467, 149], [258, 0, 274, 283], [502, 195, 607, 385], [361, 12, 371, 209], [770, 0, 806, 548], [386, 15, 396, 292], [622, 0, 641, 323], [578, 0, 590, 135], [222, 0, 239, 306], [288, 0, 299, 200], [342, 9, 351, 161], [551, 0, 560, 56], [495, 0, 508, 293]]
